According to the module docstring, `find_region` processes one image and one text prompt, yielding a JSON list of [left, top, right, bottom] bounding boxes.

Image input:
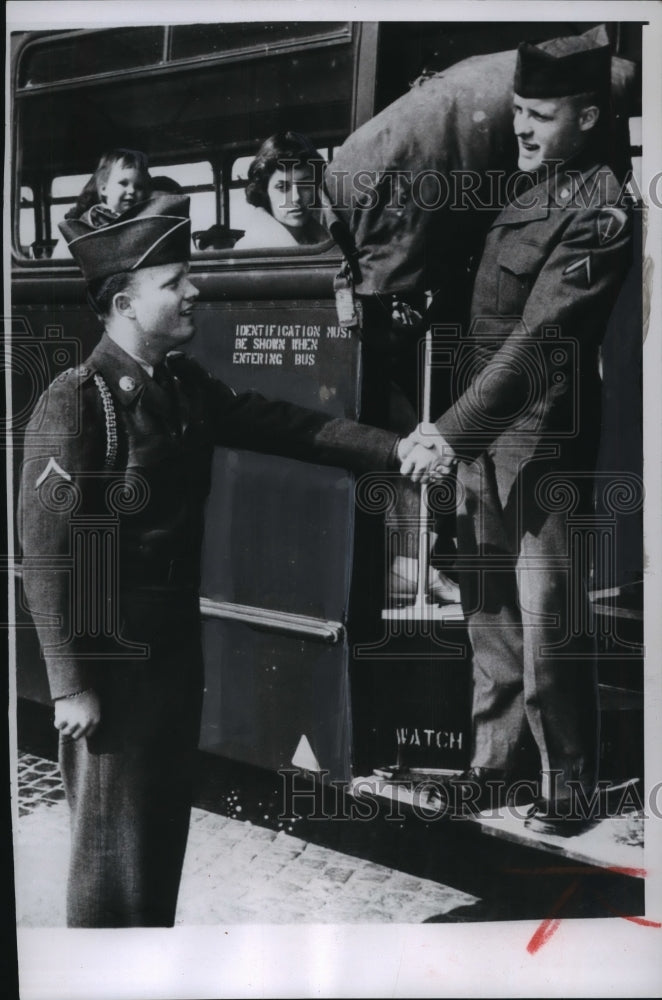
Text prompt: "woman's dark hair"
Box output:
[[150, 175, 183, 194], [244, 132, 324, 212], [65, 149, 151, 220]]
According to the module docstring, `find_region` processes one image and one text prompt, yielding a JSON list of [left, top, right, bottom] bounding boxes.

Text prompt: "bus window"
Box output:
[[629, 116, 642, 193], [169, 21, 351, 61], [49, 173, 89, 253], [17, 27, 165, 87], [149, 160, 215, 233], [18, 186, 34, 254], [51, 172, 89, 202], [229, 148, 332, 186], [230, 154, 253, 183]]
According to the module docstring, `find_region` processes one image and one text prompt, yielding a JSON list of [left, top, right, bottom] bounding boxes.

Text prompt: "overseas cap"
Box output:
[[514, 27, 612, 99], [59, 193, 191, 282]]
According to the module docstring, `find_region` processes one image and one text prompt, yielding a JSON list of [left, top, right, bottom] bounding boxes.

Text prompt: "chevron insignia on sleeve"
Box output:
[[35, 457, 72, 488], [597, 207, 628, 245], [562, 254, 592, 286]]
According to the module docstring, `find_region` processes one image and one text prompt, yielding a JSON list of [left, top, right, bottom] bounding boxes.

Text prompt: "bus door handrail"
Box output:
[[199, 596, 344, 644]]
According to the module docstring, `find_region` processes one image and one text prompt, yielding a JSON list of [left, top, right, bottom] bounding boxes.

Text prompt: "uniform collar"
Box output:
[[88, 333, 151, 406], [123, 348, 154, 378], [494, 159, 604, 227], [547, 158, 603, 206]]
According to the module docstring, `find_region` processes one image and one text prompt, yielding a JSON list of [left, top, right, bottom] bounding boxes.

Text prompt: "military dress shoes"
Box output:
[[424, 766, 510, 818], [524, 800, 594, 837]]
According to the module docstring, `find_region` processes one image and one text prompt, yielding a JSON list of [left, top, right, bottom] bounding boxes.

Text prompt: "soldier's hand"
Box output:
[[400, 443, 452, 484], [410, 422, 456, 466], [54, 690, 101, 740], [397, 434, 417, 462]]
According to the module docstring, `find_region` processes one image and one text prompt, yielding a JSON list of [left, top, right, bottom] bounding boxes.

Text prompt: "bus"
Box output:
[[9, 19, 644, 798]]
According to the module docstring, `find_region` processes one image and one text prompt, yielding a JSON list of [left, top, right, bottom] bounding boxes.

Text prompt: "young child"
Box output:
[[66, 148, 151, 227]]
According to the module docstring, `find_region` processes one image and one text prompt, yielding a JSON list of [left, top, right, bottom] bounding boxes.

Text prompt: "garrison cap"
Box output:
[[514, 26, 612, 99], [58, 193, 191, 282]]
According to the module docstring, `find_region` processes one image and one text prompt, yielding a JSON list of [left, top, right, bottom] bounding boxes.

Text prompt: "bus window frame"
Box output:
[[13, 23, 355, 96], [11, 23, 362, 268], [192, 238, 339, 265]]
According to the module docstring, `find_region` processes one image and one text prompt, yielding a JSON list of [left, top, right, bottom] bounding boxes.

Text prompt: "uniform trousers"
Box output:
[[59, 603, 204, 928], [456, 452, 599, 802]]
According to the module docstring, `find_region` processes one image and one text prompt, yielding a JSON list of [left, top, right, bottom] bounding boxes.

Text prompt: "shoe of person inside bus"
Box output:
[[523, 799, 595, 838], [423, 766, 510, 818], [389, 555, 460, 605]]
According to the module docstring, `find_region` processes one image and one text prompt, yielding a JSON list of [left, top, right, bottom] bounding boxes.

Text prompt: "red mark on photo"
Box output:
[[527, 880, 580, 955], [526, 867, 661, 955]]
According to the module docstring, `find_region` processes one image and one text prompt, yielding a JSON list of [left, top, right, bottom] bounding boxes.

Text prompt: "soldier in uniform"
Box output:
[[401, 32, 634, 833], [18, 192, 415, 927]]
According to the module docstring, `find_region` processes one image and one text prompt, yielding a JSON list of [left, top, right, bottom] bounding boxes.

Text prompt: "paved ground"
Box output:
[[14, 752, 479, 926]]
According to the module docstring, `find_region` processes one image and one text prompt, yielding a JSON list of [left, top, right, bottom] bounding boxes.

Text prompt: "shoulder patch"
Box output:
[[598, 207, 628, 245], [53, 364, 92, 385]]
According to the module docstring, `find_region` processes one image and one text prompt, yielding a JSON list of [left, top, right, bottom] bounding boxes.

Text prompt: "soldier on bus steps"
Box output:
[[401, 28, 634, 835]]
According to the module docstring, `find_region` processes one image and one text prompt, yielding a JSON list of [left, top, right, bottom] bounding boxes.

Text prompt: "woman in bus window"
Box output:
[[234, 132, 328, 249]]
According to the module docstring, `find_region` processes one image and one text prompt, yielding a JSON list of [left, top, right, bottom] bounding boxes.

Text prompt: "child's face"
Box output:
[[99, 162, 148, 214]]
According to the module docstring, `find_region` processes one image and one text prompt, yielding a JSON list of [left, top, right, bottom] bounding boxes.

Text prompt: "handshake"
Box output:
[[396, 422, 457, 483]]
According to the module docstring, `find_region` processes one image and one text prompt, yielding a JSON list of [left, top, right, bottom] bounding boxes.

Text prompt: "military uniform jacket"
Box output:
[[435, 161, 633, 499], [18, 334, 399, 700]]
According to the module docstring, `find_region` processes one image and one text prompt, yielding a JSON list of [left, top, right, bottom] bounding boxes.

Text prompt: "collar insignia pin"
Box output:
[[119, 376, 136, 392]]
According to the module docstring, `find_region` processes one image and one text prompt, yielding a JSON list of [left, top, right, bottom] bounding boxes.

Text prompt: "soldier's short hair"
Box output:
[[568, 91, 603, 113], [87, 272, 135, 318]]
